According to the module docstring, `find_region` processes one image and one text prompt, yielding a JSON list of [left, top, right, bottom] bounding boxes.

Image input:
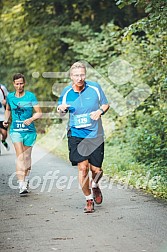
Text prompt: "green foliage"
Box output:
[[131, 112, 167, 167]]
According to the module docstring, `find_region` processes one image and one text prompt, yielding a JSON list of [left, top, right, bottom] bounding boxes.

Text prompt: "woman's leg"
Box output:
[[23, 145, 32, 177], [13, 142, 32, 182]]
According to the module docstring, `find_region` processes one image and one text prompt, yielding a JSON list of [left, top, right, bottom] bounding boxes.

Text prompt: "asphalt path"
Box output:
[[0, 140, 167, 252]]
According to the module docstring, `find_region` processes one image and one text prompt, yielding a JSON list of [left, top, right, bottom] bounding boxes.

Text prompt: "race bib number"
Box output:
[[73, 113, 92, 128], [13, 121, 29, 131]]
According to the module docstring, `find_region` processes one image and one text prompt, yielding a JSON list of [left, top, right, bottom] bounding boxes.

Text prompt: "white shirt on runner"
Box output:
[[0, 84, 9, 121]]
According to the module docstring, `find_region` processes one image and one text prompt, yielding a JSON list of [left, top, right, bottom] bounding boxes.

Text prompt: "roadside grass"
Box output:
[[104, 143, 167, 199], [37, 133, 167, 199]]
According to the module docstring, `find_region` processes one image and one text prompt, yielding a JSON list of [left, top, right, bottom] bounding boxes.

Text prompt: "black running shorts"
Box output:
[[68, 136, 104, 167]]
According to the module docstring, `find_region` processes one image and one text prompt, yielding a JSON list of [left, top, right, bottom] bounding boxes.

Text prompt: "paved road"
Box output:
[[0, 141, 167, 252]]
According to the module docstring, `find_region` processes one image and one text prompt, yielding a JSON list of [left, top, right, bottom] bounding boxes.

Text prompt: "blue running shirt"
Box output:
[[7, 91, 38, 133], [58, 81, 108, 138]]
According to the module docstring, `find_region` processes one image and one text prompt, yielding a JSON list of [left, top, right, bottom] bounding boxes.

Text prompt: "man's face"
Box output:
[[70, 67, 86, 87], [13, 78, 25, 93]]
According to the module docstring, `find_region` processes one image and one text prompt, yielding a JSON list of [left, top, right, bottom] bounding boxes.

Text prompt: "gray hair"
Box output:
[[70, 62, 86, 74]]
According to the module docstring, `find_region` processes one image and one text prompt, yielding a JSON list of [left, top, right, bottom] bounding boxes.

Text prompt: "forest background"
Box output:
[[0, 0, 166, 198]]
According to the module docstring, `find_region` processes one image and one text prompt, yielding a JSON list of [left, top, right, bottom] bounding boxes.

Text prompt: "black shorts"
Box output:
[[68, 136, 104, 167], [0, 121, 7, 131]]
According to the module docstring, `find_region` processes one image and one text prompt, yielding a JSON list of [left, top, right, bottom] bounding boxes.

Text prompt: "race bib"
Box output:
[[73, 113, 92, 128], [13, 121, 29, 131]]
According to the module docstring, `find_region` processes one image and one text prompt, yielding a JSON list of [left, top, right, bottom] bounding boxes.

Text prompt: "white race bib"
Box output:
[[13, 121, 29, 131], [73, 113, 92, 128]]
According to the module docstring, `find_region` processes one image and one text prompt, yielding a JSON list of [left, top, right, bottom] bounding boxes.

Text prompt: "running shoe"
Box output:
[[2, 141, 10, 151], [19, 181, 29, 196], [84, 199, 94, 213], [19, 187, 28, 196], [92, 186, 103, 205]]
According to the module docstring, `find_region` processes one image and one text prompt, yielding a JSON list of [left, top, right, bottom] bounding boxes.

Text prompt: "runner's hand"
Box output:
[[90, 110, 103, 120], [57, 104, 70, 113], [3, 121, 9, 128], [23, 118, 33, 126]]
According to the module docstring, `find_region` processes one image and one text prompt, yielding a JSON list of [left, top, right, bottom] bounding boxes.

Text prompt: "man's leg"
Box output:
[[90, 165, 103, 204], [78, 160, 94, 213], [88, 137, 104, 204], [78, 160, 90, 196], [90, 165, 103, 184]]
